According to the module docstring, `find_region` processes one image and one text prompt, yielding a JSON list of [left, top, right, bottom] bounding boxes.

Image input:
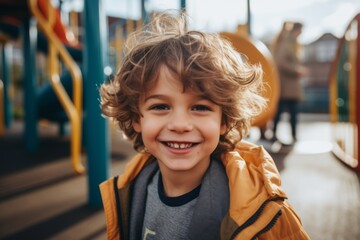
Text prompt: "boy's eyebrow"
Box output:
[[144, 93, 211, 103], [144, 94, 168, 102]]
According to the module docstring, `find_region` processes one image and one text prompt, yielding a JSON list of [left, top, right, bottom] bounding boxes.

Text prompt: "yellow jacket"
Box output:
[[100, 141, 310, 240]]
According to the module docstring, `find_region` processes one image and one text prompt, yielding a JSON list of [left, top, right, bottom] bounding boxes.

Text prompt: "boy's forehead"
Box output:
[[143, 78, 201, 95], [141, 77, 208, 100], [146, 65, 182, 90], [141, 64, 211, 99], [157, 64, 178, 79]]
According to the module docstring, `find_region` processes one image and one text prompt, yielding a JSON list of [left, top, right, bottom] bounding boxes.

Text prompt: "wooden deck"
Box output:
[[1, 114, 360, 239]]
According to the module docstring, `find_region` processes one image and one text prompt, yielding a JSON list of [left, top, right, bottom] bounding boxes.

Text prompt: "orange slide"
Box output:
[[37, 0, 80, 48], [220, 32, 280, 128]]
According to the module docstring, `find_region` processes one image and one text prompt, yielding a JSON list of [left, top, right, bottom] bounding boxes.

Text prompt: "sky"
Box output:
[[63, 0, 360, 44]]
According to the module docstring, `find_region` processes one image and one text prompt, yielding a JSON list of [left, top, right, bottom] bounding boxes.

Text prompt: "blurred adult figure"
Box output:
[[271, 21, 308, 143]]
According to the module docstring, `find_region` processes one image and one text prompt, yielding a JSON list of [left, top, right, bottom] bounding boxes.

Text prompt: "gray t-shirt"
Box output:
[[142, 171, 201, 240]]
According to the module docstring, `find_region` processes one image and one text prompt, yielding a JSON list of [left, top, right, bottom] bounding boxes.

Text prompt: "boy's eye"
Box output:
[[192, 105, 211, 111], [149, 104, 169, 110]]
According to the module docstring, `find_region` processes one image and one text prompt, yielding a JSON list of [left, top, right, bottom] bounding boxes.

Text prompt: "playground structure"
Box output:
[[0, 0, 86, 173], [29, 0, 84, 174], [0, 0, 109, 206], [329, 13, 360, 171]]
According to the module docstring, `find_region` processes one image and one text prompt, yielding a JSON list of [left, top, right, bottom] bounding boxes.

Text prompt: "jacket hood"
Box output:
[[221, 141, 287, 228]]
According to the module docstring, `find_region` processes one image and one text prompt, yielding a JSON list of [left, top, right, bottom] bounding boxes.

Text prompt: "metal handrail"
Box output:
[[28, 0, 84, 174]]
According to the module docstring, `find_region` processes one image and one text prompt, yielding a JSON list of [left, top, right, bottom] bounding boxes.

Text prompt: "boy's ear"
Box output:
[[133, 120, 141, 133], [220, 123, 227, 135]]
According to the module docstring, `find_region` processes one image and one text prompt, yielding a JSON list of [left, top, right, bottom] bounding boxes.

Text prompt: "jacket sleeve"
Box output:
[[258, 200, 311, 240]]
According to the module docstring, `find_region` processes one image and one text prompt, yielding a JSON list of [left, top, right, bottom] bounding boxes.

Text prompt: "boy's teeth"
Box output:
[[167, 142, 192, 149]]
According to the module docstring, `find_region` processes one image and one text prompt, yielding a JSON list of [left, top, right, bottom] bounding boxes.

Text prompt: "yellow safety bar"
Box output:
[[69, 11, 79, 45], [28, 0, 84, 174]]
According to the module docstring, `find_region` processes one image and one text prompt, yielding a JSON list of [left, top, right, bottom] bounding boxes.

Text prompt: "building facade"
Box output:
[[300, 33, 339, 113]]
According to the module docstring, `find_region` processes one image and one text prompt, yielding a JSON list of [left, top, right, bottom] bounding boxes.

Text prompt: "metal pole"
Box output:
[[247, 0, 251, 36], [180, 0, 186, 11], [1, 43, 12, 127], [23, 18, 38, 152], [141, 0, 148, 24], [83, 0, 110, 207]]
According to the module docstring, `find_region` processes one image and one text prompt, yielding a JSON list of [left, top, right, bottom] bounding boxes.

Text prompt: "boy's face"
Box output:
[[133, 65, 227, 176]]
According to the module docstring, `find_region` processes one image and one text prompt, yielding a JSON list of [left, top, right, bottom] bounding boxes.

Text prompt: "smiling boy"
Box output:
[[99, 11, 310, 240], [134, 64, 226, 198]]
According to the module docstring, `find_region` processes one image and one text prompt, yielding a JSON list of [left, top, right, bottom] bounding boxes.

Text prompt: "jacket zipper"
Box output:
[[230, 197, 284, 240], [251, 209, 282, 240]]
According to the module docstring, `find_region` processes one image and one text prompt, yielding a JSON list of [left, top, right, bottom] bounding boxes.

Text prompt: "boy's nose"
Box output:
[[167, 112, 193, 133]]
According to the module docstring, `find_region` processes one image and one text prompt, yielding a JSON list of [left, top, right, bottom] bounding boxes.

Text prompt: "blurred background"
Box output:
[[0, 0, 359, 239]]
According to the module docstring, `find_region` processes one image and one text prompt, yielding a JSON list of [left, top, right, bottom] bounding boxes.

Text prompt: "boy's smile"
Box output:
[[133, 65, 226, 188], [165, 142, 196, 150]]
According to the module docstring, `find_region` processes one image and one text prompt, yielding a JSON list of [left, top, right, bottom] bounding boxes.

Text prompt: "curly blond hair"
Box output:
[[100, 11, 266, 159]]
